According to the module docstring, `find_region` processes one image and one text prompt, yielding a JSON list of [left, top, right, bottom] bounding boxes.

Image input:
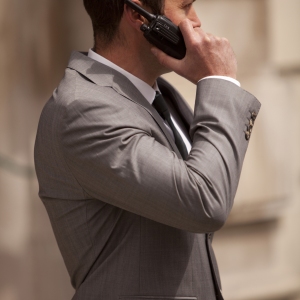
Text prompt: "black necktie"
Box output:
[[153, 92, 188, 160]]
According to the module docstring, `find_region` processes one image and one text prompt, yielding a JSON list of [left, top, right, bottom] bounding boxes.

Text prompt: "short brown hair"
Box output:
[[83, 0, 164, 45]]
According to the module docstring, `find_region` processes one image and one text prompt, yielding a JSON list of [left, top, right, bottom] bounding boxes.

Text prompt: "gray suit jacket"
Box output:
[[34, 51, 261, 300]]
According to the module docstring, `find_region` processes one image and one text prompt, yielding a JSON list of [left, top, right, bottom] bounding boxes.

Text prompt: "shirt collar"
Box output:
[[88, 49, 157, 104]]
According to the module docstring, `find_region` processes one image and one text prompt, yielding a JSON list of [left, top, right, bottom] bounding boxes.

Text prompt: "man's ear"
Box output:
[[123, 1, 145, 31]]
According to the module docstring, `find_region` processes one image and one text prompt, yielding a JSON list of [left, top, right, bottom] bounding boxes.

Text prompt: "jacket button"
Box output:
[[251, 112, 257, 120], [245, 131, 251, 140]]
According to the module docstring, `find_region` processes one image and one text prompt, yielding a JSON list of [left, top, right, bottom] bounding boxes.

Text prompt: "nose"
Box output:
[[188, 6, 201, 28]]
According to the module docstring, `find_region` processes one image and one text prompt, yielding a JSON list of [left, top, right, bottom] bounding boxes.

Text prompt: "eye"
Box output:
[[181, 0, 195, 10]]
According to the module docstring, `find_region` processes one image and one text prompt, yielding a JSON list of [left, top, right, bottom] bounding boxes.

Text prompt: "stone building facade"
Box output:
[[0, 0, 299, 299]]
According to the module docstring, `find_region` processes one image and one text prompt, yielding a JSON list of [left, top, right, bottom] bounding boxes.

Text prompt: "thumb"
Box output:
[[151, 47, 181, 70]]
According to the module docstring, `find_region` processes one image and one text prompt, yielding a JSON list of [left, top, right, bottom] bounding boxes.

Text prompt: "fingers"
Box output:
[[178, 19, 206, 46], [206, 33, 228, 45], [152, 18, 237, 83]]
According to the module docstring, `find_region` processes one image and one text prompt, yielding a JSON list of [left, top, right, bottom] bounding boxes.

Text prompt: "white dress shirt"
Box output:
[[88, 49, 240, 155]]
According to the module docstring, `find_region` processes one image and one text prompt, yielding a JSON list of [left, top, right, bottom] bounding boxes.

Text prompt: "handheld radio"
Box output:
[[125, 0, 186, 59]]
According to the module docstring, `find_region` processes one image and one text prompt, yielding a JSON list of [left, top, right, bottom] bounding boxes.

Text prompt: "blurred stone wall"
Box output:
[[0, 0, 299, 300]]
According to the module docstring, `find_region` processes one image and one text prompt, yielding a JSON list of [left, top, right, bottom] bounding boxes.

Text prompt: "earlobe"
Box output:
[[124, 2, 144, 31]]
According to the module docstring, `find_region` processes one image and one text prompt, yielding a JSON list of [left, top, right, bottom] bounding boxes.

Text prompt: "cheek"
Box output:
[[164, 8, 186, 26]]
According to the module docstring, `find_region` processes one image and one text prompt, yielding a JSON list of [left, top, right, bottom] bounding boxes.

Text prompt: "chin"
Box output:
[[160, 66, 172, 75], [151, 57, 172, 76], [145, 47, 172, 78]]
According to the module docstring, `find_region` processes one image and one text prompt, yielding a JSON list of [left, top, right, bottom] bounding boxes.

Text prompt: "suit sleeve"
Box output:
[[61, 79, 261, 233]]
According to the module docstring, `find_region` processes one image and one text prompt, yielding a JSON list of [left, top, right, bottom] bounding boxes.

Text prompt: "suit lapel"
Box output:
[[67, 51, 182, 158]]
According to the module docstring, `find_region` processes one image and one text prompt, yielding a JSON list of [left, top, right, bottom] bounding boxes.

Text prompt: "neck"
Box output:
[[94, 39, 164, 87]]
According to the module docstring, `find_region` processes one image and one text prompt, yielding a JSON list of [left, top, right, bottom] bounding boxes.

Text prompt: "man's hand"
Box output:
[[151, 19, 237, 84]]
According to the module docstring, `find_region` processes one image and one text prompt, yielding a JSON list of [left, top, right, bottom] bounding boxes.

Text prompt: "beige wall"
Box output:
[[0, 0, 299, 299]]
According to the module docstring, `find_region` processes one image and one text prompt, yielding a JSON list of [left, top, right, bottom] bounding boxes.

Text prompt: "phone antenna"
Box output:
[[125, 0, 156, 22]]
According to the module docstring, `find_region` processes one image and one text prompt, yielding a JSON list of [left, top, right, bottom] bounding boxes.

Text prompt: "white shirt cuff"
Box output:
[[198, 76, 240, 87]]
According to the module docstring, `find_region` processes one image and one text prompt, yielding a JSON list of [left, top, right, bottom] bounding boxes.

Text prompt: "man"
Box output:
[[34, 0, 260, 299]]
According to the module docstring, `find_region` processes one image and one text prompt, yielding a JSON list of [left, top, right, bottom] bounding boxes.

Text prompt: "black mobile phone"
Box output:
[[125, 0, 186, 59]]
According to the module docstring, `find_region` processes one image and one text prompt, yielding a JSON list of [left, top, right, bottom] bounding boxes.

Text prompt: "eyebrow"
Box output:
[[179, 0, 196, 8]]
